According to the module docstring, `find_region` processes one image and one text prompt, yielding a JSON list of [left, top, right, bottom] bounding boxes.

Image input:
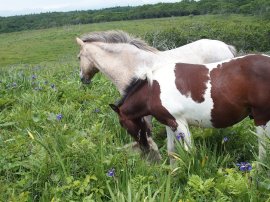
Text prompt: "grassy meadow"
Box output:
[[0, 15, 270, 201]]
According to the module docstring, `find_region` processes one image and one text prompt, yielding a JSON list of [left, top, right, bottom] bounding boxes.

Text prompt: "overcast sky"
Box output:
[[0, 0, 179, 17]]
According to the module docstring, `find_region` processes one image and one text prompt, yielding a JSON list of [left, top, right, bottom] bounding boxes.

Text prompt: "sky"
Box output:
[[0, 0, 179, 17]]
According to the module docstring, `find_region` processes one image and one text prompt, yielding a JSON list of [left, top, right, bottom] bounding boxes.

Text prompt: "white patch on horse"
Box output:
[[153, 64, 214, 128]]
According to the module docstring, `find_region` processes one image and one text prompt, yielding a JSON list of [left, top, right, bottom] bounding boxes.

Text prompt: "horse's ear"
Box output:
[[76, 37, 84, 47], [109, 104, 120, 114]]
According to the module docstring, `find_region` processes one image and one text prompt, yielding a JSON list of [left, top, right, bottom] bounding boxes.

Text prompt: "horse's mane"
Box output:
[[116, 78, 147, 107], [81, 30, 157, 52]]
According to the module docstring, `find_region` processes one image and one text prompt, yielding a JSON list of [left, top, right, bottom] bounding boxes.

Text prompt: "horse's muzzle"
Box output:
[[80, 77, 91, 84]]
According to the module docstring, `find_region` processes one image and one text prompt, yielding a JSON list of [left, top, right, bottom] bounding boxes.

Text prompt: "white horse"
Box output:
[[76, 30, 237, 161]]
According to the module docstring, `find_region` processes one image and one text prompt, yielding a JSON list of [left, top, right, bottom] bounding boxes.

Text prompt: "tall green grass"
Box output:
[[0, 59, 269, 201]]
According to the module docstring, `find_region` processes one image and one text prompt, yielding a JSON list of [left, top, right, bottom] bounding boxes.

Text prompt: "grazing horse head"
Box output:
[[110, 103, 151, 152], [76, 30, 157, 86], [76, 37, 98, 84]]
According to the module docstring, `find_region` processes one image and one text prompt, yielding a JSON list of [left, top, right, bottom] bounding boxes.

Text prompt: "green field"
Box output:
[[1, 14, 270, 67], [0, 15, 270, 201]]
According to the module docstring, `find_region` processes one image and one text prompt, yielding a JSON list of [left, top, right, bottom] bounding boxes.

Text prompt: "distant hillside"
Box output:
[[0, 0, 269, 34]]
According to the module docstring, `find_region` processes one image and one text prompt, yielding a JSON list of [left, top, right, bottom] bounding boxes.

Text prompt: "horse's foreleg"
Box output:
[[142, 115, 162, 162], [134, 118, 161, 163], [167, 119, 192, 165], [166, 126, 176, 165], [143, 115, 152, 133], [175, 119, 192, 150]]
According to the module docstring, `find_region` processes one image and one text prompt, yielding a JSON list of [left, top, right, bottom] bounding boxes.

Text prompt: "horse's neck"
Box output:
[[122, 81, 150, 119], [89, 43, 157, 94]]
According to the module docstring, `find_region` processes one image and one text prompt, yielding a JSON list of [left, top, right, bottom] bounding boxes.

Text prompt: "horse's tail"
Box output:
[[228, 45, 237, 57]]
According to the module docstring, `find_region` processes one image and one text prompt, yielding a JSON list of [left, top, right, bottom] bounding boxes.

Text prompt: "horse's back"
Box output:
[[161, 39, 236, 64]]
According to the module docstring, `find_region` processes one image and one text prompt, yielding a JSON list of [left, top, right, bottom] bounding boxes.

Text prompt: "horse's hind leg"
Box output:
[[257, 121, 270, 160]]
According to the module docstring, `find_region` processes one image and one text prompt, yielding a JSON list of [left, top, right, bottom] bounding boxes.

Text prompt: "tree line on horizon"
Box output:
[[0, 0, 269, 34]]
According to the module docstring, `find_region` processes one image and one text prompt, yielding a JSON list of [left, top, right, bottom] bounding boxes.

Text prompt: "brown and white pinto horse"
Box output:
[[110, 54, 270, 163]]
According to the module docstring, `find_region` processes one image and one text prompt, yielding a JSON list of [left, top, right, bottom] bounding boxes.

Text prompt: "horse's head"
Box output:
[[109, 104, 151, 142], [76, 37, 99, 84]]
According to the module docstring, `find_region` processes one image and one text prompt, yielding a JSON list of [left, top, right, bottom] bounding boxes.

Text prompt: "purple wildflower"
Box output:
[[56, 114, 63, 121], [12, 82, 17, 87], [51, 84, 55, 89], [176, 132, 185, 141], [223, 137, 228, 143], [236, 162, 252, 172], [32, 75, 37, 80], [93, 108, 101, 113], [107, 168, 115, 177]]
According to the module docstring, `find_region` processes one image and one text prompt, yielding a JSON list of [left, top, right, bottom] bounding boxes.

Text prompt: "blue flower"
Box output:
[[51, 84, 55, 89], [56, 114, 63, 121], [236, 162, 252, 172], [12, 82, 17, 87], [176, 132, 185, 141], [32, 75, 37, 80], [107, 168, 115, 177], [93, 108, 101, 113], [223, 136, 228, 143]]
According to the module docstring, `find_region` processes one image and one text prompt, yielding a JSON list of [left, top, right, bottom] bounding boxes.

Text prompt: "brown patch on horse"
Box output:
[[210, 55, 270, 127], [174, 63, 209, 103]]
